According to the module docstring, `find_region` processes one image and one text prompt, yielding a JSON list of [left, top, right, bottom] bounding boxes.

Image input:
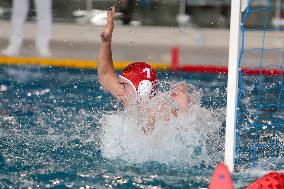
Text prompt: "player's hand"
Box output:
[[170, 82, 190, 111], [100, 6, 115, 42]]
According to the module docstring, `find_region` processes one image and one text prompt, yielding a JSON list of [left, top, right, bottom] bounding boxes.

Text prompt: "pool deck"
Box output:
[[0, 21, 283, 68]]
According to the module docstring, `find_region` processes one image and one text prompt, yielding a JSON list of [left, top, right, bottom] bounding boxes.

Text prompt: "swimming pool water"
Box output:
[[0, 65, 282, 188]]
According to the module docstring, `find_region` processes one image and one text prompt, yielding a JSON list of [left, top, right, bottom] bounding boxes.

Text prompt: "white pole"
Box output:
[[275, 0, 281, 27], [224, 0, 242, 173], [179, 0, 186, 15], [86, 0, 93, 11]]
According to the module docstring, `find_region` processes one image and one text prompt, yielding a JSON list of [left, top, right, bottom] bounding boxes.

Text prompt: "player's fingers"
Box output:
[[112, 5, 116, 15], [108, 10, 112, 19], [106, 11, 110, 24]]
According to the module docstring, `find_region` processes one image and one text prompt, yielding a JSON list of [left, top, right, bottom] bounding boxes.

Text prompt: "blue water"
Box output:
[[0, 65, 282, 188]]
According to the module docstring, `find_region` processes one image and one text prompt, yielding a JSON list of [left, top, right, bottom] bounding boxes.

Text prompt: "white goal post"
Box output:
[[224, 0, 247, 173]]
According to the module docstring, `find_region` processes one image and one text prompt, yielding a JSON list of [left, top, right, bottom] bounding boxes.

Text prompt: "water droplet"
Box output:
[[130, 41, 135, 47], [0, 85, 7, 92]]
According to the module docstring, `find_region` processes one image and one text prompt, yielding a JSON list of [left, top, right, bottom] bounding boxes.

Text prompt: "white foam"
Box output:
[[99, 82, 225, 167]]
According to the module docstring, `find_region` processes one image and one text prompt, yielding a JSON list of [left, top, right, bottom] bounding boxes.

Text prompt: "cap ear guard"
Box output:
[[137, 80, 153, 98]]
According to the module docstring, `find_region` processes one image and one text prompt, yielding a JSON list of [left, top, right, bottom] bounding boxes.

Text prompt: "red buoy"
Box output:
[[208, 163, 234, 189]]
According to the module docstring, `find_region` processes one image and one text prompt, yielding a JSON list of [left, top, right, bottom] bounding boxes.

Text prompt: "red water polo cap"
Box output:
[[119, 62, 157, 98], [245, 172, 284, 189]]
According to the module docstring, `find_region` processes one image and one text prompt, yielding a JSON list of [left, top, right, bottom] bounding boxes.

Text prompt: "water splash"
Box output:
[[99, 81, 225, 167]]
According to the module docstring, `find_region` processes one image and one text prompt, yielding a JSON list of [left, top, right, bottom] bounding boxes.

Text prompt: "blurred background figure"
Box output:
[[1, 0, 52, 57], [120, 0, 135, 25]]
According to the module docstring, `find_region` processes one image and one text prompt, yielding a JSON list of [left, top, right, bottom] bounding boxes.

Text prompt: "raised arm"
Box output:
[[97, 6, 119, 96]]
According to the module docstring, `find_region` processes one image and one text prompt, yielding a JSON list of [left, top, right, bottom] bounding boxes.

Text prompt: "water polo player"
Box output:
[[97, 6, 190, 127]]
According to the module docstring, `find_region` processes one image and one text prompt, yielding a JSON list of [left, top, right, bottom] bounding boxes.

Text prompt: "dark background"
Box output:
[[0, 0, 281, 28]]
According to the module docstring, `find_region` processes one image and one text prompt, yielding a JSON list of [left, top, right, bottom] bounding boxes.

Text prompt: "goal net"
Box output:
[[225, 0, 284, 171]]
